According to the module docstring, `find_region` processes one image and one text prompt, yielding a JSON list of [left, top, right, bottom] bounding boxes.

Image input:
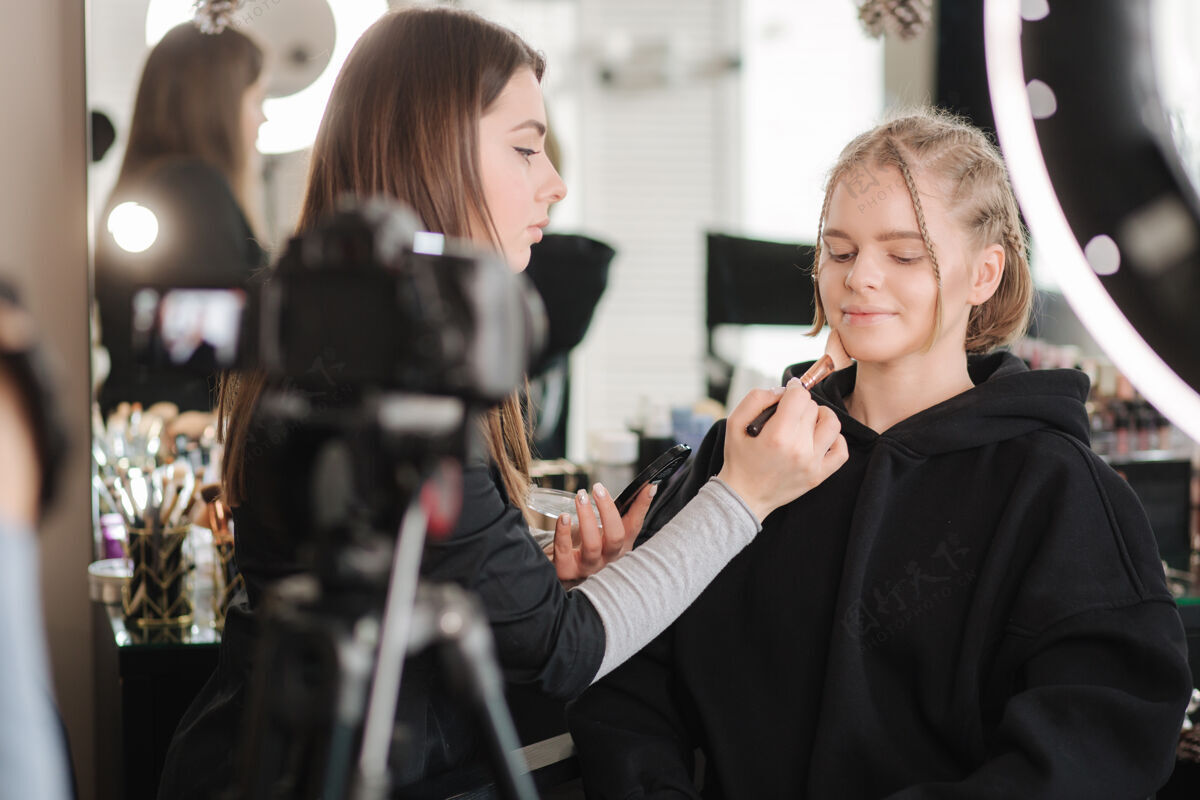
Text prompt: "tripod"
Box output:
[[233, 396, 538, 800]]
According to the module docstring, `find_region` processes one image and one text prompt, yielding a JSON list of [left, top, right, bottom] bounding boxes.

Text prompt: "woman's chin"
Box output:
[[835, 332, 882, 364], [837, 340, 906, 367], [508, 247, 531, 272]]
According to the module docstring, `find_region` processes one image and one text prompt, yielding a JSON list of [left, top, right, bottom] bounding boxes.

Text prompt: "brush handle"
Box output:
[[744, 355, 834, 437]]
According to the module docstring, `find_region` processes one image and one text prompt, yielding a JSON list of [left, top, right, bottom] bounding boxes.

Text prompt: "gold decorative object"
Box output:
[[122, 523, 193, 629]]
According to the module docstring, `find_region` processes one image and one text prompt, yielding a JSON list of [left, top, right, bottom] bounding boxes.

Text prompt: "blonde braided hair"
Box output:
[[809, 109, 1032, 353]]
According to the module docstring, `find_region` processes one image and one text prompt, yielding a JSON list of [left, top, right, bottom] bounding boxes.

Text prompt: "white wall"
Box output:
[[0, 2, 93, 797], [740, 0, 885, 243], [563, 0, 741, 456]]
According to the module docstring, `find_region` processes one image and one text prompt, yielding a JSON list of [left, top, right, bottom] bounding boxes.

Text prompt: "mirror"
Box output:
[[86, 0, 399, 571]]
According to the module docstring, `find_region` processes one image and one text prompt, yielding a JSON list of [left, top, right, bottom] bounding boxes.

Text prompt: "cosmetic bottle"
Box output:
[[588, 429, 638, 495]]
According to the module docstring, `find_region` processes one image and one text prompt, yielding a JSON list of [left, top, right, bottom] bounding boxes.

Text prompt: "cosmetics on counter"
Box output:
[[1011, 337, 1187, 459], [588, 429, 638, 494], [88, 401, 240, 637], [1013, 337, 1199, 594]]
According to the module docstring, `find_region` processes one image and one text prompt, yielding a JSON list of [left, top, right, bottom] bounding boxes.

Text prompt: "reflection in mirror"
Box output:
[[86, 1, 394, 569], [92, 22, 268, 417]]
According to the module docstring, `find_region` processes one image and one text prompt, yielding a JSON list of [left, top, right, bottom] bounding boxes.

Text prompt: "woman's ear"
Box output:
[[968, 243, 1005, 306]]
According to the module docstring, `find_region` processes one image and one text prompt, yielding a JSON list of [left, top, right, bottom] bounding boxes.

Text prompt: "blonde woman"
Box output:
[[571, 110, 1192, 800]]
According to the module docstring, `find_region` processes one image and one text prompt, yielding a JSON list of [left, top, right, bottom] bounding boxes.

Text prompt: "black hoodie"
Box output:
[[569, 352, 1191, 799]]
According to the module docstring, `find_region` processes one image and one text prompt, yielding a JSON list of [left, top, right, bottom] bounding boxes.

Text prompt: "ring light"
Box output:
[[984, 0, 1200, 443]]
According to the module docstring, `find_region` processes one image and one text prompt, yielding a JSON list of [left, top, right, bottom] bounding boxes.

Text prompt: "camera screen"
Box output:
[[131, 287, 246, 371]]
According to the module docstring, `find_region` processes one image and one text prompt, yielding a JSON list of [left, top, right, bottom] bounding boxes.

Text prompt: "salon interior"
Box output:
[[4, 0, 1200, 797]]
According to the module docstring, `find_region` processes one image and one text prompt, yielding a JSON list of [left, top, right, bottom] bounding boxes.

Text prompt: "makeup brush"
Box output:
[[745, 330, 850, 437], [174, 466, 197, 527], [91, 473, 121, 519]]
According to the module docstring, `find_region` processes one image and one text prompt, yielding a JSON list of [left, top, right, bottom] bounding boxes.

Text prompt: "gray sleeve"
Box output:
[[574, 477, 760, 682], [0, 518, 72, 800]]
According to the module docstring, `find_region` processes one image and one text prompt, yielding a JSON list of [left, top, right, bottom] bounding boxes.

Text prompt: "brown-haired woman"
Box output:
[[95, 22, 267, 415], [570, 109, 1192, 799], [158, 7, 847, 797]]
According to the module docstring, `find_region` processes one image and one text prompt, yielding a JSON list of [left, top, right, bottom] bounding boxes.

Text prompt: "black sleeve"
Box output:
[[568, 628, 701, 799], [95, 159, 266, 413], [135, 159, 266, 287], [634, 418, 728, 548], [888, 448, 1192, 800], [420, 463, 606, 701], [569, 420, 729, 799]]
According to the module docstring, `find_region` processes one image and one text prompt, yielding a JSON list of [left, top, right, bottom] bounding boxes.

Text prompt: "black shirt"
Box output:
[[569, 352, 1191, 799], [158, 420, 605, 798]]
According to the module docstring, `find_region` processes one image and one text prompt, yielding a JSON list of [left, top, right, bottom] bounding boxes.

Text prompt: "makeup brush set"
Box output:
[[92, 401, 221, 630]]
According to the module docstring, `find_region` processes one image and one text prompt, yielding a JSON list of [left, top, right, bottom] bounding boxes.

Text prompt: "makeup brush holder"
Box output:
[[210, 532, 242, 630], [122, 522, 194, 629]]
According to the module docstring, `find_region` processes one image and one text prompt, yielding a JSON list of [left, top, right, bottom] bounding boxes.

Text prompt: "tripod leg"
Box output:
[[355, 502, 431, 800], [436, 587, 539, 800]]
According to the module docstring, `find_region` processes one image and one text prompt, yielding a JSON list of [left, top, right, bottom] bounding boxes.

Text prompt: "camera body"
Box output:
[[129, 196, 548, 582], [132, 198, 545, 405], [123, 200, 550, 798]]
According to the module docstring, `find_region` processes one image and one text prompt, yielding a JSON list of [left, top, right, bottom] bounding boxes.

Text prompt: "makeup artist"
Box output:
[[158, 7, 848, 797], [94, 22, 268, 416]]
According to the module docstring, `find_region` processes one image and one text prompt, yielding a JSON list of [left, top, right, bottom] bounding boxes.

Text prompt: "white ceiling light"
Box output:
[[107, 201, 159, 253], [145, 0, 387, 154]]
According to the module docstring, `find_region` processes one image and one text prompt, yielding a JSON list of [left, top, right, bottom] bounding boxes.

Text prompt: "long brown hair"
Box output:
[[116, 23, 264, 221], [810, 109, 1033, 353], [220, 7, 544, 508]]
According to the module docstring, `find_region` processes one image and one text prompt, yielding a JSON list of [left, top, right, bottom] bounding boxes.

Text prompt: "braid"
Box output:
[[808, 174, 841, 334], [890, 140, 944, 350]]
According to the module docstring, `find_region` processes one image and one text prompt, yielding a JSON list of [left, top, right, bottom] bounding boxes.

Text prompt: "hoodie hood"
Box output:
[[783, 351, 1091, 456]]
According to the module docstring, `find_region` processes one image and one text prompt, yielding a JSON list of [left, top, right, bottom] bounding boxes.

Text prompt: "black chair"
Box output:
[[705, 232, 816, 404], [525, 233, 615, 460]]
